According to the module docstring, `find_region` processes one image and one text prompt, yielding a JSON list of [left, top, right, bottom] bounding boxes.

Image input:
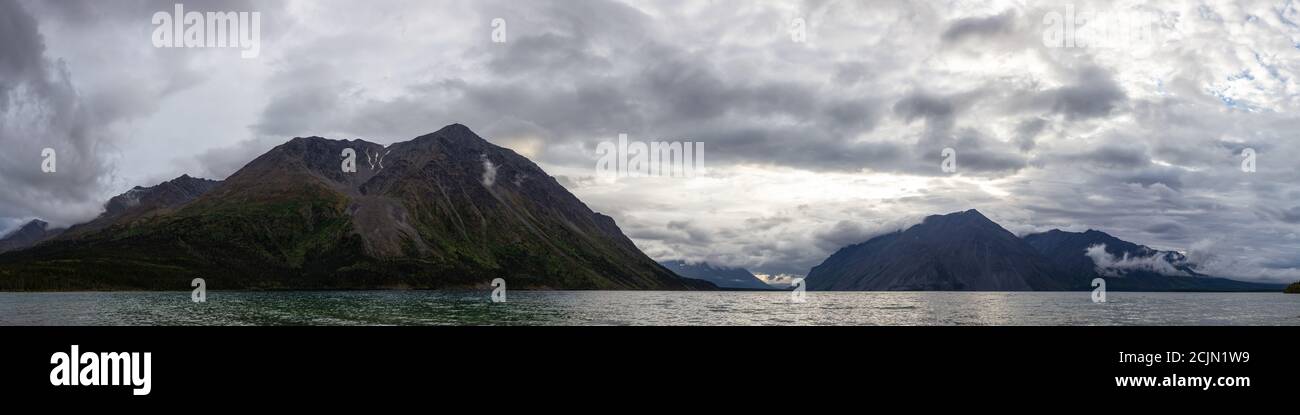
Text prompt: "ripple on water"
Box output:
[[0, 291, 1297, 326]]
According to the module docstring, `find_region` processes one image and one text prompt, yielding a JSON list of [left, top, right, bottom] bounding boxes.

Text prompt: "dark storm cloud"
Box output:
[[1267, 206, 1300, 224], [0, 0, 110, 226], [5, 0, 1299, 282], [1012, 118, 1046, 151], [941, 10, 1016, 42], [1081, 142, 1151, 168], [28, 0, 247, 22], [0, 0, 291, 229], [239, 0, 908, 172], [812, 220, 875, 252], [1143, 221, 1186, 237], [891, 88, 1031, 176], [486, 32, 612, 76], [894, 91, 959, 130], [666, 220, 715, 245], [1044, 67, 1127, 119], [247, 7, 897, 175], [253, 63, 356, 137], [0, 0, 45, 89], [947, 133, 1031, 174], [678, 124, 904, 172]]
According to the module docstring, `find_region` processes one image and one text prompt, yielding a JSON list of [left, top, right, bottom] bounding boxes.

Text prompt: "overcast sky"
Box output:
[[2, 0, 1299, 283]]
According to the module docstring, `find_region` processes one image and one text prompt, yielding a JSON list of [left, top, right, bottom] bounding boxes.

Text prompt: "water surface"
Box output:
[[1, 291, 1297, 326]]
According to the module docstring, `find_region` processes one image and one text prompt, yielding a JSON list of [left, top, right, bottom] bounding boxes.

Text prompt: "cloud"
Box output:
[[0, 0, 290, 226], [481, 155, 498, 187], [1085, 243, 1190, 277], [0, 0, 111, 226], [3, 0, 1300, 283], [1142, 221, 1185, 236], [941, 10, 1017, 43], [753, 272, 800, 288]]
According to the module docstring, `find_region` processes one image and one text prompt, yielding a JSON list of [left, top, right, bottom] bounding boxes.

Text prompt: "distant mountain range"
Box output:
[[807, 210, 1282, 292], [0, 125, 1286, 292], [659, 260, 773, 290], [0, 124, 712, 291]]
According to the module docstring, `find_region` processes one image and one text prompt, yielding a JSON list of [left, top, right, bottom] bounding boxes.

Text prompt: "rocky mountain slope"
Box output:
[[1023, 229, 1281, 292], [0, 124, 711, 291], [805, 210, 1069, 291], [0, 220, 64, 253]]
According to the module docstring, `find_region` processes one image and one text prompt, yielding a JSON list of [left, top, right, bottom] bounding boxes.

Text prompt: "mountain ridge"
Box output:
[[0, 220, 64, 254], [805, 210, 1281, 292], [0, 124, 713, 291], [1022, 228, 1279, 292], [806, 209, 1071, 291], [57, 174, 222, 240], [658, 260, 773, 290]]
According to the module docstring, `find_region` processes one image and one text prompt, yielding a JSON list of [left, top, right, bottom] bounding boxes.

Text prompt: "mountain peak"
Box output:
[[19, 219, 49, 231], [165, 174, 217, 187], [808, 209, 1068, 291], [0, 218, 63, 253], [437, 123, 472, 134], [956, 209, 989, 220], [921, 209, 999, 229], [413, 123, 487, 145]]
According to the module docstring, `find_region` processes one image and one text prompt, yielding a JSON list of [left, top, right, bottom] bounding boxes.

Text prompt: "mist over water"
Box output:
[[3, 292, 1298, 326]]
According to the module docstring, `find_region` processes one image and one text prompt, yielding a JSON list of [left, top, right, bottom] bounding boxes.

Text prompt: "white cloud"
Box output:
[[1084, 243, 1189, 277], [481, 156, 498, 187]]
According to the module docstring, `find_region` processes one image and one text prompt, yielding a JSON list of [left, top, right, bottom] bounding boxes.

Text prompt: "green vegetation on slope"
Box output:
[[0, 183, 366, 290]]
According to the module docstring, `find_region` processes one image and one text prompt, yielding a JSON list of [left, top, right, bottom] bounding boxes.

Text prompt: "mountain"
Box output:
[[1023, 229, 1283, 292], [57, 175, 221, 239], [805, 210, 1069, 291], [0, 220, 64, 253], [0, 124, 712, 291], [659, 260, 773, 290], [0, 175, 219, 255]]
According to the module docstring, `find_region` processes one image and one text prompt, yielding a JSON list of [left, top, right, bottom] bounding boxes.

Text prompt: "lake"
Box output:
[[1, 291, 1297, 325]]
